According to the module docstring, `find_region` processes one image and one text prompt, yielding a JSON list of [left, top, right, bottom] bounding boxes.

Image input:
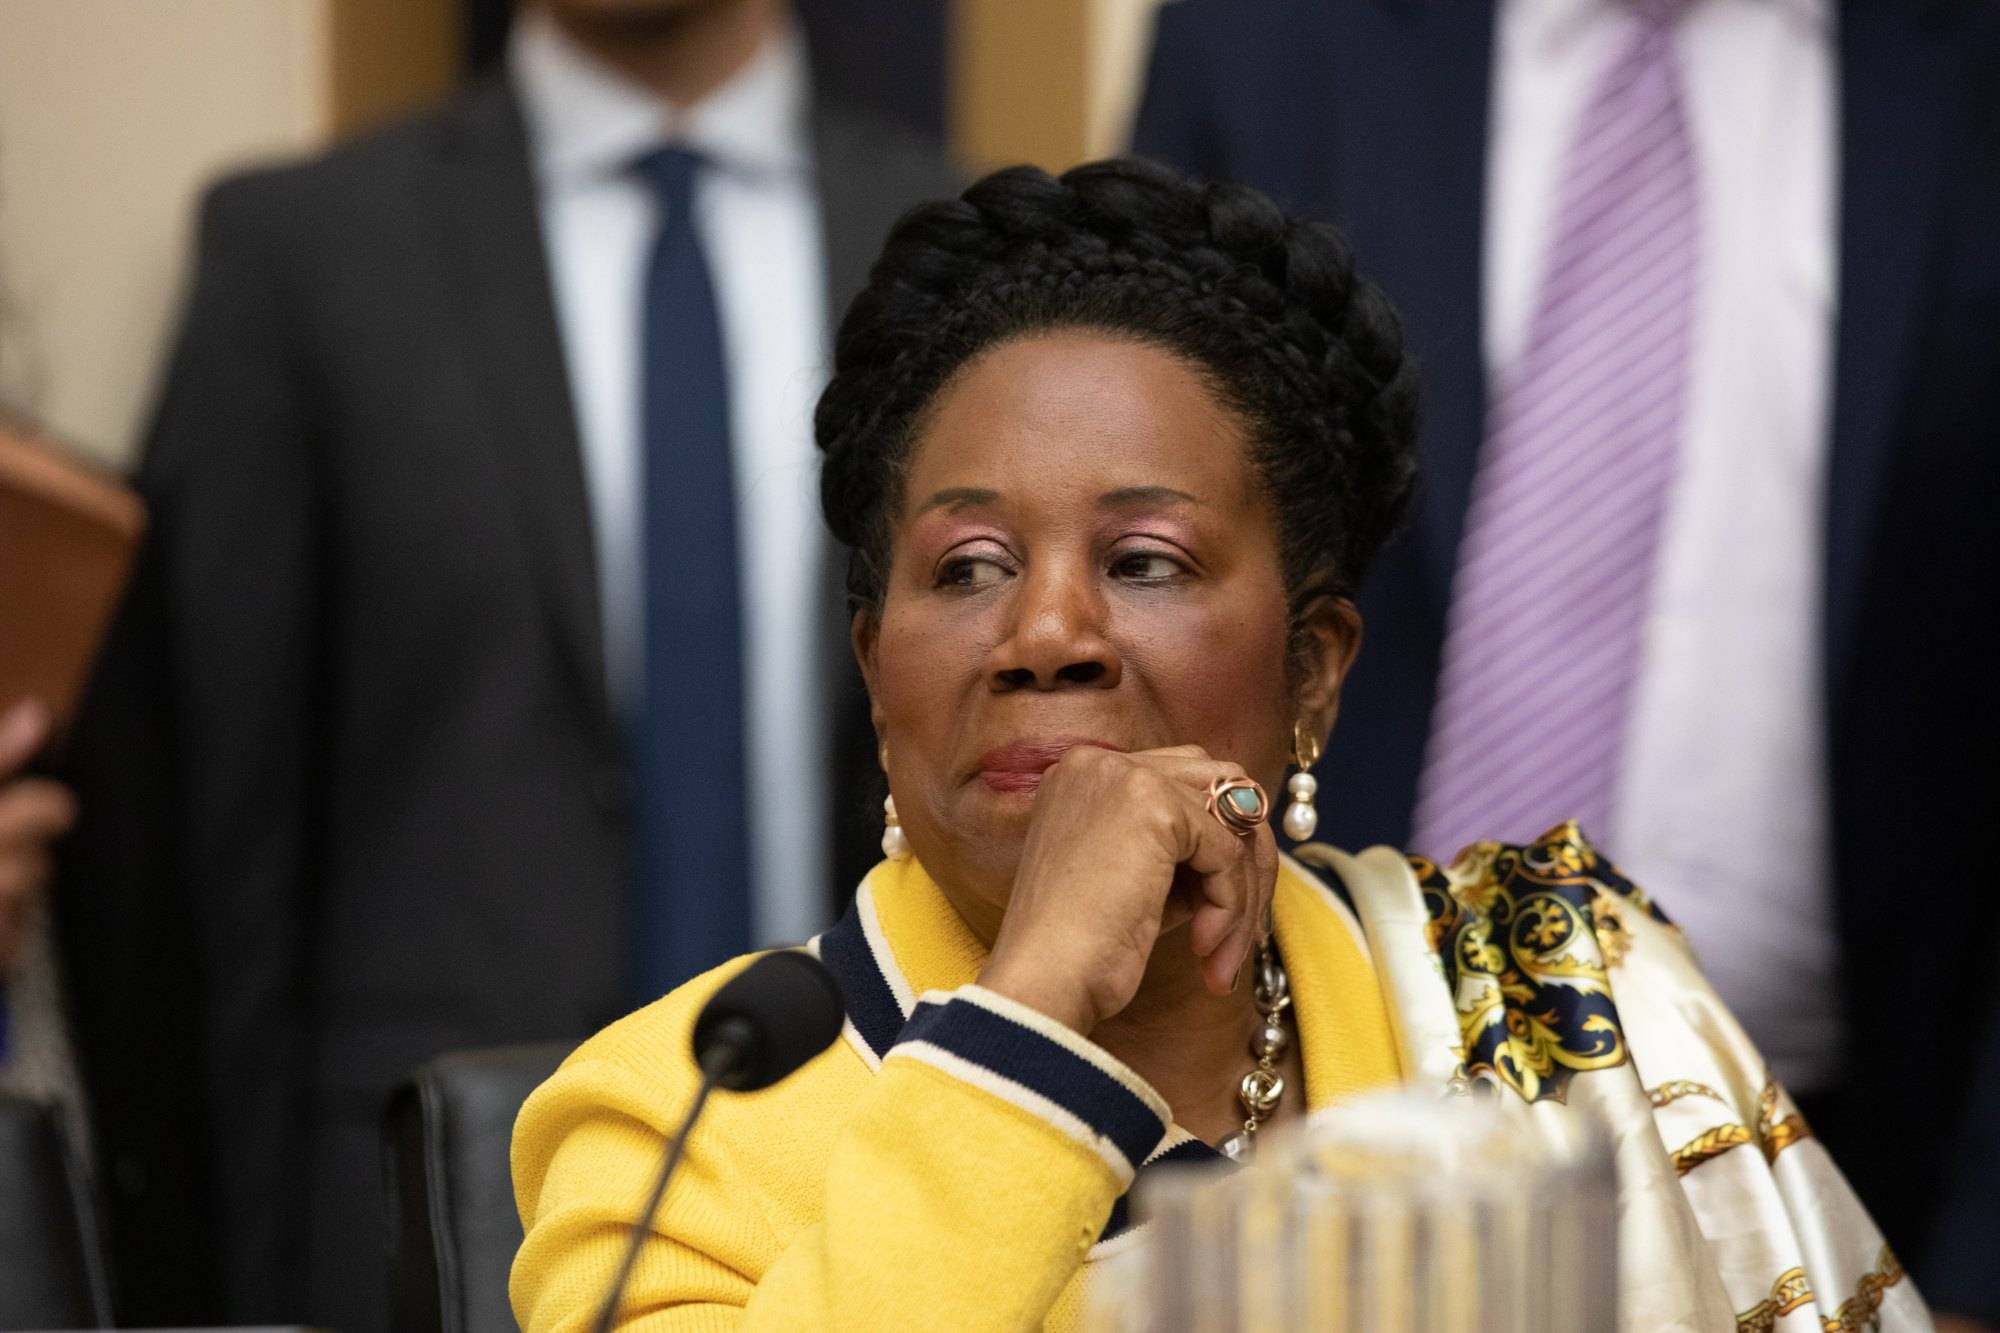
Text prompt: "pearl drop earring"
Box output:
[[877, 742, 911, 860], [881, 793, 911, 860], [1282, 721, 1322, 842]]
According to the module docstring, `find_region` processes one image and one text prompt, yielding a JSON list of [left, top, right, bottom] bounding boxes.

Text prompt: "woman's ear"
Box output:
[[1295, 593, 1363, 748], [851, 606, 886, 739]]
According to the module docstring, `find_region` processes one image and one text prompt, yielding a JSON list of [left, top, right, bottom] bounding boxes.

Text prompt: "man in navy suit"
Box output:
[[1136, 0, 1999, 1323], [56, 2, 954, 1326]]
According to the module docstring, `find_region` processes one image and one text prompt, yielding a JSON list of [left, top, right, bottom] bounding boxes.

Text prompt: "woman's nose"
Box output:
[[988, 565, 1123, 692]]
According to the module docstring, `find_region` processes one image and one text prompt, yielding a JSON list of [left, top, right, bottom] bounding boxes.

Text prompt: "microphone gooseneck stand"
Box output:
[[588, 951, 845, 1333], [589, 1025, 745, 1333]]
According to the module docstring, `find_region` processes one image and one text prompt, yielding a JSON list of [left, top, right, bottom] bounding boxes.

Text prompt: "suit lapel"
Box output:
[[1824, 0, 1961, 708], [810, 106, 876, 324], [1324, 0, 1498, 601], [810, 100, 959, 321], [809, 103, 880, 900], [431, 76, 615, 744], [810, 100, 963, 897]]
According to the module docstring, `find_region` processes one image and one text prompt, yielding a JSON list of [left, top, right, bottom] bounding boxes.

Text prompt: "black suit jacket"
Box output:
[[1136, 0, 2000, 1317], [56, 75, 957, 1329]]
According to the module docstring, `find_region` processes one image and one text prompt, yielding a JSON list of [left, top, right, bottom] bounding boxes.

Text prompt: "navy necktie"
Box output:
[[631, 145, 751, 999]]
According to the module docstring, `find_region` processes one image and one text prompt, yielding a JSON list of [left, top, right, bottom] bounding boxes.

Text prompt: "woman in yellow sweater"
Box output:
[[512, 160, 1925, 1330]]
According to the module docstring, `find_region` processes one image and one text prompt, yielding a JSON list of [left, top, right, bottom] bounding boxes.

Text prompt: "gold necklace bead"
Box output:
[[1220, 940, 1291, 1159], [1239, 1067, 1285, 1116]]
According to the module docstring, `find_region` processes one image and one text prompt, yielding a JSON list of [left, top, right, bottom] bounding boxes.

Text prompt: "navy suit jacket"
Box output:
[[1136, 0, 2000, 1317]]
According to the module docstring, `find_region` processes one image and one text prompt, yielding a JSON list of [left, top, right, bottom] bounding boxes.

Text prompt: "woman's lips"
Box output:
[[974, 738, 1121, 793], [979, 770, 1047, 794]]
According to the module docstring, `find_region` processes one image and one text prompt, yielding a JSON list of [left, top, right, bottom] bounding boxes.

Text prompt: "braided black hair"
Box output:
[[816, 157, 1420, 642]]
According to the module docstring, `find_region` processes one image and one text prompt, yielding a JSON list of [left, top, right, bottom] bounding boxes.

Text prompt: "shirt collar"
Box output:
[[508, 10, 812, 190]]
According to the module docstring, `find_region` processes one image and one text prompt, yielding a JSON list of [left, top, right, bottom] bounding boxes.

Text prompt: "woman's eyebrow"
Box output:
[[914, 486, 1001, 516], [1099, 485, 1200, 510]]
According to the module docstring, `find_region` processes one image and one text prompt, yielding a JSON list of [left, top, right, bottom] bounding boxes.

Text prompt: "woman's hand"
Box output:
[[0, 700, 75, 978], [977, 745, 1278, 1035]]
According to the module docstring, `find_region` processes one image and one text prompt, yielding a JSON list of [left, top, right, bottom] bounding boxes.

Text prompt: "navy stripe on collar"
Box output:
[[818, 883, 1237, 1248], [815, 897, 905, 1061], [1098, 1136, 1231, 1244], [898, 997, 1166, 1176]]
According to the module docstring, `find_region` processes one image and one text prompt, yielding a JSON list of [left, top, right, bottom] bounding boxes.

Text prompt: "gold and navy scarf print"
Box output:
[[1411, 821, 1672, 1104]]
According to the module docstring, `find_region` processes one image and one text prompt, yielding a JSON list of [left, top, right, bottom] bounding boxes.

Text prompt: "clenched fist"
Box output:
[[978, 744, 1279, 1036]]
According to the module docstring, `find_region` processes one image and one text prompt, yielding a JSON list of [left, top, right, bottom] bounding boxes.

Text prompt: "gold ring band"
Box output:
[[1206, 776, 1269, 836]]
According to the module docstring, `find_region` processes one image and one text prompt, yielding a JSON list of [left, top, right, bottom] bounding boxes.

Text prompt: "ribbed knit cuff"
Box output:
[[886, 985, 1171, 1185]]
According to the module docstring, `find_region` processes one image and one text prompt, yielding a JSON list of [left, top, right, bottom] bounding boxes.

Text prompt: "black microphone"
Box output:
[[591, 950, 845, 1333]]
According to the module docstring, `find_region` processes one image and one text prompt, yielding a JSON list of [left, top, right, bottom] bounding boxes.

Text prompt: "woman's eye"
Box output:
[[937, 554, 1012, 589], [1111, 550, 1186, 581]]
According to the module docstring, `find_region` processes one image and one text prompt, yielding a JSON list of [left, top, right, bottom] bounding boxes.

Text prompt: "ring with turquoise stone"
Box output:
[[1205, 776, 1270, 835]]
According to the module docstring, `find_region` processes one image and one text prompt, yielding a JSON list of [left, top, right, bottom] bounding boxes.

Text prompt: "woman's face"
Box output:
[[855, 331, 1358, 934]]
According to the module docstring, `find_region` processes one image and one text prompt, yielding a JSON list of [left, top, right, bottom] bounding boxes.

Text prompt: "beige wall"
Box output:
[[0, 0, 458, 470], [0, 1, 327, 466], [952, 0, 1164, 172]]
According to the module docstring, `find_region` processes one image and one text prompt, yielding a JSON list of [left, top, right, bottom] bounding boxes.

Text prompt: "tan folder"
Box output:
[[0, 425, 145, 730]]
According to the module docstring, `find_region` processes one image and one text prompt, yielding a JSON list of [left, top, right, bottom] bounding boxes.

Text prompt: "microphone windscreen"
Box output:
[[691, 950, 846, 1091]]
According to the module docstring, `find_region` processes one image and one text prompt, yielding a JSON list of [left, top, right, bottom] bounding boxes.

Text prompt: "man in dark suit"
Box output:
[[1135, 0, 1998, 1323], [56, 1, 956, 1326]]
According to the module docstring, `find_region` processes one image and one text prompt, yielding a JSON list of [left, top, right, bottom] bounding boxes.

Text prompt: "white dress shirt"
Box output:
[[510, 14, 833, 949], [1485, 0, 1842, 1090]]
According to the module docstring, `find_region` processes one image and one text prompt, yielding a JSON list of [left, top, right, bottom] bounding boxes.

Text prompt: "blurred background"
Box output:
[[1, 1, 1994, 1330], [0, 4, 1183, 1328], [0, 0, 1160, 469]]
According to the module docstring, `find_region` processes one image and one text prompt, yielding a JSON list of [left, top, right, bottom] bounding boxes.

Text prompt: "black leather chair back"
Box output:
[[383, 1042, 571, 1333], [0, 1092, 112, 1330]]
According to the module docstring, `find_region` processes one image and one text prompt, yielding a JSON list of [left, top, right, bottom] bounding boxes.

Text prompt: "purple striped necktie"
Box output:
[[1411, 1, 1700, 862]]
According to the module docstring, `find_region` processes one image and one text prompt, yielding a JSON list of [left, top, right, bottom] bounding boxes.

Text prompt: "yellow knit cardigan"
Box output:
[[510, 853, 1402, 1330]]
